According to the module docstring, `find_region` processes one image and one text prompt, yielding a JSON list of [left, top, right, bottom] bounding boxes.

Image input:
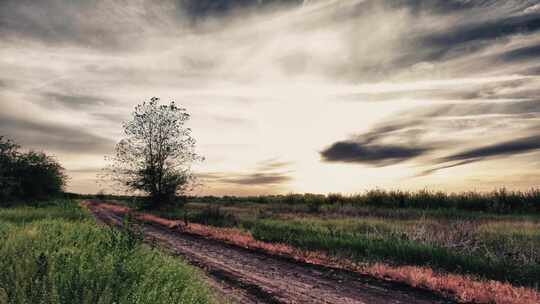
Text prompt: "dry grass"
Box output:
[[87, 201, 540, 304], [366, 264, 540, 304]]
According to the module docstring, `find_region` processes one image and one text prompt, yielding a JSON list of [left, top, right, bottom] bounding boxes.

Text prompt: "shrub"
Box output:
[[0, 136, 67, 204], [190, 206, 238, 227]]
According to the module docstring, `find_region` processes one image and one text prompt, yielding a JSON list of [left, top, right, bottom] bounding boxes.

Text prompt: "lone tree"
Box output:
[[106, 97, 203, 208]]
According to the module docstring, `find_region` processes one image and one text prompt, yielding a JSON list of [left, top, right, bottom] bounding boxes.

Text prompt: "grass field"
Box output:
[[146, 190, 540, 289], [0, 199, 216, 304]]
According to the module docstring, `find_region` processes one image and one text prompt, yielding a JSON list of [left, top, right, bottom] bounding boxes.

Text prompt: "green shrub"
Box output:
[[0, 136, 67, 204]]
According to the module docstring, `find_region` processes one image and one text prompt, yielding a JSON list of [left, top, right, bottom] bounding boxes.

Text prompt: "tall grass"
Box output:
[[0, 200, 216, 304], [192, 188, 540, 214], [249, 219, 540, 288], [150, 198, 540, 288]]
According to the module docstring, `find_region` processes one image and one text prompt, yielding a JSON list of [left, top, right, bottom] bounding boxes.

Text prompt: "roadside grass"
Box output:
[[97, 202, 540, 304], [249, 218, 540, 287], [0, 200, 216, 304], [142, 193, 540, 289], [0, 201, 87, 224]]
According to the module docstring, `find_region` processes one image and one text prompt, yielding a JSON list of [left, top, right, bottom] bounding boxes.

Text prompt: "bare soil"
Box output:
[[85, 201, 454, 304]]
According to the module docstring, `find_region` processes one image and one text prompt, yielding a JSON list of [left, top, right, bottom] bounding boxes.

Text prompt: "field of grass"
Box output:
[[0, 199, 216, 304], [147, 190, 540, 289]]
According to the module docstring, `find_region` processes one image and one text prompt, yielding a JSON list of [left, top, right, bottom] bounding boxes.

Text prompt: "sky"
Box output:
[[1, 0, 540, 196]]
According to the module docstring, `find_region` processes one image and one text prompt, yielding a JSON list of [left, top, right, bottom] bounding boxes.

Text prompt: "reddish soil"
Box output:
[[84, 201, 452, 304]]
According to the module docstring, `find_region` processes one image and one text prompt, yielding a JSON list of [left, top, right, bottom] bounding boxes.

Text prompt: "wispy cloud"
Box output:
[[200, 172, 292, 186], [442, 134, 540, 163], [0, 113, 115, 154], [1, 0, 540, 193]]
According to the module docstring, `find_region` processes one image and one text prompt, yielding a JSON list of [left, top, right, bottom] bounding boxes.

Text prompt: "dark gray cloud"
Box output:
[[337, 1, 540, 81], [185, 0, 493, 17], [417, 134, 540, 175], [0, 114, 115, 154], [177, 0, 302, 19], [321, 141, 430, 166], [321, 92, 540, 170], [403, 2, 540, 64], [0, 0, 303, 49], [384, 0, 475, 13], [221, 172, 292, 185], [442, 134, 540, 163], [423, 14, 540, 51], [500, 44, 540, 62], [1, 0, 538, 72], [199, 171, 292, 185], [417, 159, 478, 176]]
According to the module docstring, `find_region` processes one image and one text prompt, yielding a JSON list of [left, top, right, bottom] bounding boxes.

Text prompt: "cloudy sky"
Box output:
[[1, 0, 540, 195]]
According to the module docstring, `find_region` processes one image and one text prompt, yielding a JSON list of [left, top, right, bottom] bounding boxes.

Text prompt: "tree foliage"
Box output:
[[105, 97, 203, 208], [0, 136, 67, 204]]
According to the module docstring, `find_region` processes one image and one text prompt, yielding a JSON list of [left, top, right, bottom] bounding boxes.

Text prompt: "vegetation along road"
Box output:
[[85, 200, 452, 304]]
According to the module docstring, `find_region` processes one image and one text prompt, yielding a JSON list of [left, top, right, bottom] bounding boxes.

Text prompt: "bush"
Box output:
[[0, 136, 66, 204], [190, 206, 238, 227], [0, 137, 19, 202]]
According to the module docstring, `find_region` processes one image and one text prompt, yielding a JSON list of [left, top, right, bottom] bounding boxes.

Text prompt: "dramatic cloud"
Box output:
[[321, 141, 429, 166], [179, 0, 302, 18], [423, 13, 540, 50], [416, 135, 540, 175], [500, 44, 540, 62], [2, 0, 540, 194], [443, 135, 540, 163]]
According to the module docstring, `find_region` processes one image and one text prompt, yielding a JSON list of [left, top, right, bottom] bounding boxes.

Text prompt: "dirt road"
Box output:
[[86, 202, 453, 304]]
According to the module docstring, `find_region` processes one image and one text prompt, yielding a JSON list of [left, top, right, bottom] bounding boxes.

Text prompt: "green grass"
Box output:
[[249, 218, 540, 287], [0, 200, 216, 304], [144, 194, 540, 289]]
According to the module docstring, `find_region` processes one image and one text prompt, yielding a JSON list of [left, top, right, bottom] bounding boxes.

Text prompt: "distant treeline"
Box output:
[[0, 136, 67, 204], [79, 188, 540, 214]]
